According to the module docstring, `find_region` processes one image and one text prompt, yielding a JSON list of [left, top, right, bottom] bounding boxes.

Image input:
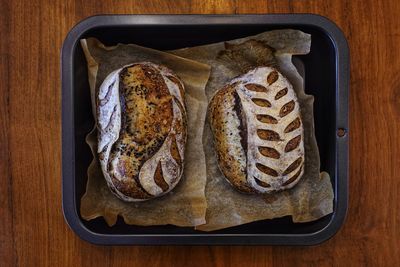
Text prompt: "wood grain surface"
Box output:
[[0, 0, 399, 266]]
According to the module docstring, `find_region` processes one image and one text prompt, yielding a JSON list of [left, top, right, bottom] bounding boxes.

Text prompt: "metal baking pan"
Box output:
[[62, 14, 349, 245]]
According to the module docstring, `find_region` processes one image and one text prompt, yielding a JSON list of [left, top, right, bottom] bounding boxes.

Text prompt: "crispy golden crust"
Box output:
[[120, 64, 173, 145], [108, 64, 173, 199]]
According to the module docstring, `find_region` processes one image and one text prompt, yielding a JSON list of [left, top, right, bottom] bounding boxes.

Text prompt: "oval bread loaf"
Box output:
[[209, 67, 304, 194], [97, 62, 187, 202]]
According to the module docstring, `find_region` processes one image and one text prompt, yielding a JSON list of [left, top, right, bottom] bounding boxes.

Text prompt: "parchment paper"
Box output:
[[170, 29, 334, 231], [80, 38, 211, 227]]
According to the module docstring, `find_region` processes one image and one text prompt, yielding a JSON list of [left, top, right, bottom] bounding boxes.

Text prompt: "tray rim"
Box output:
[[61, 13, 349, 246]]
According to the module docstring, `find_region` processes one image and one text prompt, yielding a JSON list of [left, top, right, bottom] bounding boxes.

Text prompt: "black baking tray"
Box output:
[[61, 14, 349, 245]]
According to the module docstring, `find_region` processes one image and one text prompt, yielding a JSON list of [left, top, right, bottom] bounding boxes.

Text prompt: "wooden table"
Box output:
[[1, 0, 399, 266]]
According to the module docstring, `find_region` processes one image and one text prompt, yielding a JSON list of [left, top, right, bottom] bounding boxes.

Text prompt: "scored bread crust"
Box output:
[[97, 62, 187, 202], [209, 67, 304, 194]]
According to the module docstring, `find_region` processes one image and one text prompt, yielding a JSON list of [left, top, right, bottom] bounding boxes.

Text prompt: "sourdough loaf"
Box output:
[[97, 62, 187, 201], [209, 67, 304, 194]]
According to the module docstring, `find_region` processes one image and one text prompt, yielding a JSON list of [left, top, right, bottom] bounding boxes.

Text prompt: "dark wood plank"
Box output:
[[0, 0, 399, 266], [0, 0, 15, 266]]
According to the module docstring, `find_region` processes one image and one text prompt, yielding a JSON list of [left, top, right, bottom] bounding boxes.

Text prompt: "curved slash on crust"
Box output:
[[258, 146, 280, 159], [233, 89, 248, 173], [254, 176, 271, 187], [267, 70, 279, 85], [282, 157, 303, 176], [99, 81, 115, 106], [170, 134, 182, 167], [110, 172, 153, 199], [153, 161, 169, 192], [166, 75, 185, 100], [252, 98, 271, 107], [256, 114, 278, 124], [279, 100, 295, 117], [101, 105, 117, 132], [245, 83, 268, 93], [282, 167, 302, 186], [275, 87, 288, 100], [256, 163, 278, 177], [173, 96, 187, 126], [285, 135, 302, 152], [284, 117, 301, 133], [257, 129, 281, 141]]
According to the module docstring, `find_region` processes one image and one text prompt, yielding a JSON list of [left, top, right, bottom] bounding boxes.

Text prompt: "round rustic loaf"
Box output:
[[97, 62, 187, 201], [209, 67, 304, 194]]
